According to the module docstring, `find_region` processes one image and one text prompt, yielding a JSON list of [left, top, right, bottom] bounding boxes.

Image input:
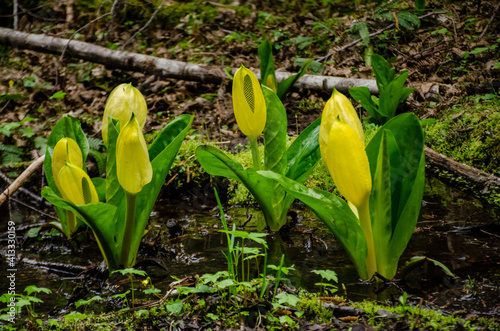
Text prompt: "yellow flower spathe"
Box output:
[[325, 120, 372, 208], [52, 138, 83, 192], [58, 162, 98, 205], [319, 89, 364, 162], [116, 114, 152, 194], [232, 65, 267, 138], [102, 83, 148, 146]]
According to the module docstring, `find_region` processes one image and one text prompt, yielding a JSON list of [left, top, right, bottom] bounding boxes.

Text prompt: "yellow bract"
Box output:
[[52, 138, 83, 192], [319, 89, 364, 162], [264, 74, 277, 93], [116, 114, 152, 194], [58, 162, 98, 205], [325, 120, 372, 208], [102, 83, 148, 146], [232, 65, 267, 138]]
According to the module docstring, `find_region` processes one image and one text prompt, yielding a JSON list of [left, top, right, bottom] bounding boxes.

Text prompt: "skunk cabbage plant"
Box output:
[[259, 90, 425, 280], [43, 84, 193, 272], [196, 70, 321, 231]]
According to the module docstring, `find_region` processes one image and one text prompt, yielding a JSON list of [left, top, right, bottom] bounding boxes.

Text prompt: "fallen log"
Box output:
[[0, 27, 378, 94], [424, 146, 500, 205]]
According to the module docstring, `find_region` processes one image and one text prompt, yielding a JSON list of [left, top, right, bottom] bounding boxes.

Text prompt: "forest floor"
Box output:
[[0, 0, 500, 330]]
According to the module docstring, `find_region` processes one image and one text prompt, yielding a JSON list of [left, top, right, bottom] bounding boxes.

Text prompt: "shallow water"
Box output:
[[0, 176, 499, 318]]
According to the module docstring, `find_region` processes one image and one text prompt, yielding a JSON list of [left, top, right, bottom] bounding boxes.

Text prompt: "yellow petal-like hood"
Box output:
[[325, 120, 371, 208], [116, 114, 152, 194], [102, 83, 148, 146], [52, 138, 83, 192], [58, 162, 98, 205], [232, 65, 267, 138], [320, 89, 364, 162]]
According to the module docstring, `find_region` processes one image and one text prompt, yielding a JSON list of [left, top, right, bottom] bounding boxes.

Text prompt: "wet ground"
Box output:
[[0, 176, 499, 320]]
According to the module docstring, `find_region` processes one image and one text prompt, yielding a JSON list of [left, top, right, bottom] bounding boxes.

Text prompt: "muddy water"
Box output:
[[0, 177, 499, 317]]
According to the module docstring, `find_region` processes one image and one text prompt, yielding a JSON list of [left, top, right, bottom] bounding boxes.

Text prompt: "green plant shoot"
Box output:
[[349, 54, 414, 125], [258, 40, 312, 99], [196, 82, 321, 231], [42, 84, 193, 272], [259, 90, 425, 280]]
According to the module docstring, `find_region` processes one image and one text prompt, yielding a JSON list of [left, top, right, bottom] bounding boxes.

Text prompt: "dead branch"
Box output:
[[0, 27, 378, 95], [120, 0, 167, 50], [424, 146, 500, 205], [0, 154, 45, 206], [317, 11, 447, 62]]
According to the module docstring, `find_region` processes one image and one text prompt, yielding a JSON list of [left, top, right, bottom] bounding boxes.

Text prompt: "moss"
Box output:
[[425, 97, 500, 176]]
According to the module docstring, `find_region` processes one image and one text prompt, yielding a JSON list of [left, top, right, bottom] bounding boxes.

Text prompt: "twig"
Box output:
[[13, 0, 18, 30], [317, 11, 447, 62], [0, 170, 46, 203], [57, 0, 120, 83], [0, 155, 45, 206], [478, 4, 499, 40], [120, 0, 166, 50], [8, 197, 57, 219]]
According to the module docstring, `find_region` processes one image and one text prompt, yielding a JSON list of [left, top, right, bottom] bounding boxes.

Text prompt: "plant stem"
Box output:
[[66, 210, 76, 236], [248, 136, 261, 170], [358, 200, 377, 279], [120, 192, 137, 268]]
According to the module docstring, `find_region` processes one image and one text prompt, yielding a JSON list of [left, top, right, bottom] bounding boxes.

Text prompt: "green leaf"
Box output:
[[258, 40, 277, 92], [166, 300, 183, 315], [397, 12, 421, 31], [112, 268, 148, 277], [42, 186, 121, 271], [369, 130, 394, 278], [415, 0, 425, 13], [400, 256, 455, 280], [277, 59, 312, 99], [275, 293, 300, 307], [257, 170, 368, 279], [311, 269, 338, 282], [353, 22, 370, 46], [371, 54, 394, 92], [196, 146, 283, 231], [379, 71, 410, 119], [263, 87, 288, 230], [75, 296, 103, 308], [365, 113, 425, 279], [50, 91, 67, 99], [349, 86, 382, 122], [285, 116, 321, 183], [24, 285, 52, 295]]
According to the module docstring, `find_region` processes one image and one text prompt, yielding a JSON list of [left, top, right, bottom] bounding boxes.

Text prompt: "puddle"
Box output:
[[1, 176, 499, 318]]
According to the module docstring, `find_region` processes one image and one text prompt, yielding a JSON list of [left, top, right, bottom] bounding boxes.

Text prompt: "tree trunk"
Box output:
[[0, 27, 378, 94]]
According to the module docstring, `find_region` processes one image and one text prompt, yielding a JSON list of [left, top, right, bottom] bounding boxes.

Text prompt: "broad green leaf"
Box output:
[[379, 71, 409, 119], [196, 146, 283, 231], [369, 130, 393, 278], [263, 87, 288, 230], [371, 54, 393, 92], [311, 269, 338, 282], [397, 12, 421, 30], [130, 114, 193, 266], [277, 59, 312, 99], [349, 86, 382, 121], [42, 186, 120, 271], [105, 118, 124, 208], [401, 256, 455, 280], [285, 116, 321, 183], [366, 113, 425, 279], [263, 88, 287, 175], [399, 87, 414, 104], [258, 170, 368, 279]]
